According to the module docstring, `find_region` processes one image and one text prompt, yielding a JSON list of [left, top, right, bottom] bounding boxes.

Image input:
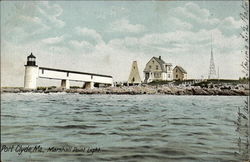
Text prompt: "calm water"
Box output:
[[1, 93, 245, 161]]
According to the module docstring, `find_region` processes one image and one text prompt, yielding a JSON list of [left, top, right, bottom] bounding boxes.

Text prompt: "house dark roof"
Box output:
[[153, 57, 172, 71], [27, 53, 36, 58], [153, 57, 165, 65], [175, 66, 187, 74], [144, 56, 172, 72]]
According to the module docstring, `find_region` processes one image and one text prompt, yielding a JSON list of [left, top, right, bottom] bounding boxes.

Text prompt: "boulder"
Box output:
[[192, 88, 208, 95]]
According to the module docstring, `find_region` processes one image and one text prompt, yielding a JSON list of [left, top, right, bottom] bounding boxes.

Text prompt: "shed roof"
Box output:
[[175, 66, 187, 74]]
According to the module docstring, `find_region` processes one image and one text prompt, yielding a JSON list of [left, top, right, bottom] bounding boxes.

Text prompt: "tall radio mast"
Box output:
[[208, 35, 217, 79]]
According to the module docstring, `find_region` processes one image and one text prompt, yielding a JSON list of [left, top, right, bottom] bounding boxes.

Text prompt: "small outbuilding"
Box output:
[[173, 66, 187, 80]]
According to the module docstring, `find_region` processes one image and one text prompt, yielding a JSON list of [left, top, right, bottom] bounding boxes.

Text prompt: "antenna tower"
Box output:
[[208, 35, 217, 79]]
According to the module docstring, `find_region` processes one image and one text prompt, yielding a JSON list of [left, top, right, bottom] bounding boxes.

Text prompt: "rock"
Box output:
[[50, 88, 63, 93], [220, 86, 231, 90], [192, 88, 208, 95], [204, 89, 217, 95], [176, 89, 185, 95], [161, 87, 172, 94], [157, 89, 164, 94], [232, 89, 249, 96], [20, 88, 33, 93], [169, 87, 178, 95], [184, 88, 193, 95], [1, 84, 249, 96], [218, 89, 234, 96]]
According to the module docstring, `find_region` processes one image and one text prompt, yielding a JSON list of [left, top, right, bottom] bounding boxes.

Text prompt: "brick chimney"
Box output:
[[159, 56, 161, 60]]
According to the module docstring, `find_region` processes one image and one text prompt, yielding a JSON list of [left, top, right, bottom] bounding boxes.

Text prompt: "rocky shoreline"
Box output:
[[1, 85, 249, 96]]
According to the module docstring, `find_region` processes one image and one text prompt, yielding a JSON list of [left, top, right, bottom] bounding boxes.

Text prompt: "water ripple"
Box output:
[[1, 94, 244, 161]]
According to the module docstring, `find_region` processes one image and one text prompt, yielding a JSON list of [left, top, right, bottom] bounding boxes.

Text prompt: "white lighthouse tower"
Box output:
[[24, 53, 38, 89]]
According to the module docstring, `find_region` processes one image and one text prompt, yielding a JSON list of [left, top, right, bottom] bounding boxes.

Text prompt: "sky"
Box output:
[[1, 0, 246, 87]]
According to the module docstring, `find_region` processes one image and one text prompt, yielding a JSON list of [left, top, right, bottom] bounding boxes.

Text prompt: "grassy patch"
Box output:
[[70, 86, 81, 89], [147, 78, 249, 87], [37, 87, 47, 91], [48, 86, 57, 90], [148, 80, 173, 85]]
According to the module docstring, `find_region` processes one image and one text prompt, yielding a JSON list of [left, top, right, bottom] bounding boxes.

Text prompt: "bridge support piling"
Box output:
[[84, 81, 94, 89], [61, 79, 70, 89]]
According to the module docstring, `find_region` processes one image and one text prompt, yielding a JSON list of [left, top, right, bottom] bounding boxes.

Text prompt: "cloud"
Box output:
[[69, 40, 94, 53], [168, 1, 242, 33], [1, 1, 65, 45], [167, 17, 193, 30], [42, 36, 64, 44], [169, 2, 219, 27], [220, 17, 242, 29], [19, 15, 42, 24], [38, 2, 65, 28], [76, 27, 104, 44], [109, 18, 146, 33], [69, 40, 93, 48], [185, 2, 210, 19]]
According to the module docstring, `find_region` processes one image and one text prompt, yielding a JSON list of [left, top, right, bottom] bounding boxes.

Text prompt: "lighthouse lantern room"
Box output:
[[26, 53, 37, 66]]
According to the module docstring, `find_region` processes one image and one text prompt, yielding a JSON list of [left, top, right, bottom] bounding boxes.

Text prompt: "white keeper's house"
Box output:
[[143, 56, 187, 83], [143, 56, 173, 83]]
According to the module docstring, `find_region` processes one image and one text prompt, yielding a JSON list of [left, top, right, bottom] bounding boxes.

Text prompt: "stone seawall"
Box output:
[[1, 85, 249, 96]]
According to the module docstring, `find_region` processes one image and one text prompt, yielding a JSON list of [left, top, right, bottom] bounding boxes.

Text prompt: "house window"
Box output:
[[176, 69, 178, 72], [168, 74, 170, 78], [154, 73, 161, 78], [42, 69, 44, 74], [176, 74, 178, 78], [134, 66, 135, 69], [149, 65, 151, 69], [152, 61, 154, 64], [168, 67, 171, 71], [156, 65, 158, 70], [67, 72, 69, 77]]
